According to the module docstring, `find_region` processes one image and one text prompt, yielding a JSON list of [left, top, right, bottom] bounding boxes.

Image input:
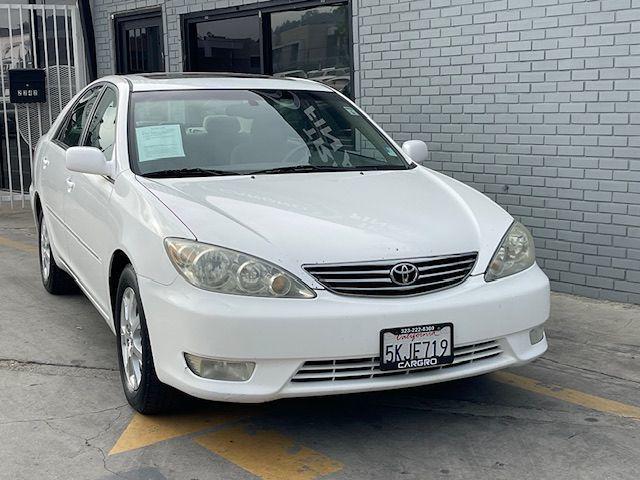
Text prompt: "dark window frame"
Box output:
[[181, 0, 354, 96], [114, 8, 165, 74]]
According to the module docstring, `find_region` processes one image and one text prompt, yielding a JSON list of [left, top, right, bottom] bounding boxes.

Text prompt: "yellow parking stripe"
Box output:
[[195, 425, 343, 480], [492, 371, 640, 420], [0, 235, 37, 254], [109, 411, 245, 455]]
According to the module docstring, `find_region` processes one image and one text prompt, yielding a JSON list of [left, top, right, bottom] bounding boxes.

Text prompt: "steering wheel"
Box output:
[[282, 143, 311, 165]]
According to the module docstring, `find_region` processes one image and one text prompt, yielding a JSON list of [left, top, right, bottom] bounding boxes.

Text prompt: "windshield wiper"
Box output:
[[247, 164, 352, 175], [142, 168, 241, 178], [247, 164, 412, 175], [353, 164, 410, 171]]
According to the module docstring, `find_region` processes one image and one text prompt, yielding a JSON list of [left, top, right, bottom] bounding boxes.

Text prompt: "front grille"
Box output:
[[304, 252, 478, 297], [291, 340, 502, 383]]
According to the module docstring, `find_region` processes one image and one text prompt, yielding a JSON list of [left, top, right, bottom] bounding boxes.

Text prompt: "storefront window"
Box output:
[[184, 1, 352, 97], [192, 15, 261, 74], [271, 5, 351, 96]]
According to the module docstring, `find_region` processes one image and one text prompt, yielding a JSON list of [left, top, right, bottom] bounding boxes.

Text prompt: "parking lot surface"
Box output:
[[1, 205, 639, 480]]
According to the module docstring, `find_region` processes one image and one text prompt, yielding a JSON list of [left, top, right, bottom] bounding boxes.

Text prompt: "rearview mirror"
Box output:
[[402, 140, 429, 165], [66, 146, 112, 176]]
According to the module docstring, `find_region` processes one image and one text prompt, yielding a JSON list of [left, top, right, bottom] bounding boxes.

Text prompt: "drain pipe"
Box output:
[[77, 0, 97, 81]]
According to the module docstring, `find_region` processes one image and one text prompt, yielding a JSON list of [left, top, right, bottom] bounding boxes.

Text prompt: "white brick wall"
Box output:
[[357, 0, 640, 303], [90, 0, 640, 303]]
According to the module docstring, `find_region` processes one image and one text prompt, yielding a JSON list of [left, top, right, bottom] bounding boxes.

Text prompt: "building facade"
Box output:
[[89, 0, 640, 304]]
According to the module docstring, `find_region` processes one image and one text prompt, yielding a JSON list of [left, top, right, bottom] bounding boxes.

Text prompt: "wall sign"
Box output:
[[9, 69, 46, 104]]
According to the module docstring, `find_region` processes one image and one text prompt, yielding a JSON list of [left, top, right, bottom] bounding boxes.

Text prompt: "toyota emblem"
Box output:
[[390, 262, 419, 285]]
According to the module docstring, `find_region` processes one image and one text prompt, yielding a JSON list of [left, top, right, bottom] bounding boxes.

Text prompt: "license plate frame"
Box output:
[[379, 323, 454, 371]]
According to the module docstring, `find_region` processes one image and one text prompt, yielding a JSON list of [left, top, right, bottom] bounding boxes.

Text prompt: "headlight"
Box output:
[[164, 238, 315, 298], [485, 222, 536, 282]]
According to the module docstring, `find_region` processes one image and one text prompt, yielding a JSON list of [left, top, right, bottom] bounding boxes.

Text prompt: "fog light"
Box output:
[[184, 353, 255, 381], [529, 326, 545, 345]]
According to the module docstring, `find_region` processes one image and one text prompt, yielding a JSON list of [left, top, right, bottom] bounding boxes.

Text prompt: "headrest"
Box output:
[[203, 115, 241, 135], [225, 102, 264, 118]]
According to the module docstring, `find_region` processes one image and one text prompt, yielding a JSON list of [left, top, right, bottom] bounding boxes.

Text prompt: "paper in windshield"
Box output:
[[135, 124, 185, 162]]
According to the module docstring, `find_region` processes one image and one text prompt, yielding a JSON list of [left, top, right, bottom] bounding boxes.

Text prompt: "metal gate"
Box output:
[[0, 3, 86, 207]]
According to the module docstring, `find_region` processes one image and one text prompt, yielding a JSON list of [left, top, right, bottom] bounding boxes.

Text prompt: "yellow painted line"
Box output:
[[109, 410, 245, 455], [195, 425, 343, 480], [492, 371, 640, 421], [0, 234, 37, 254]]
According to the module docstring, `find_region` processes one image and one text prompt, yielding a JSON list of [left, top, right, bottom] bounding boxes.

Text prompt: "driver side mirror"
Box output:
[[402, 140, 429, 165], [66, 146, 113, 177]]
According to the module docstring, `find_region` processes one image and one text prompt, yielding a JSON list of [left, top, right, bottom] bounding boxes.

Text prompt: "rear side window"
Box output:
[[84, 87, 118, 159], [56, 86, 102, 147]]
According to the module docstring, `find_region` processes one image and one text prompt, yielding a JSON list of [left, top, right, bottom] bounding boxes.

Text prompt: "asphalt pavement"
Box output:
[[1, 205, 639, 480]]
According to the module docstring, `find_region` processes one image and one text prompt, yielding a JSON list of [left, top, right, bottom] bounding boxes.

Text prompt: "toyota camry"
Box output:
[[30, 73, 549, 414]]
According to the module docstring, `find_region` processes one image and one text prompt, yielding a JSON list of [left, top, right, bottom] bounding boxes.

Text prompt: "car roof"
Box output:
[[104, 72, 334, 92]]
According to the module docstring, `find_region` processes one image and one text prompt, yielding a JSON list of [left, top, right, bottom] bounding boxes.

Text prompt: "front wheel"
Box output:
[[115, 265, 179, 414]]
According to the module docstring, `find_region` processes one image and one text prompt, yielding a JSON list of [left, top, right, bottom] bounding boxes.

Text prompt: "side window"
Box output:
[[57, 86, 102, 147], [84, 87, 118, 159]]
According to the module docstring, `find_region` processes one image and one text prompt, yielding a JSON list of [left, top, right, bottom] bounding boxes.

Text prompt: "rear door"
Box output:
[[63, 85, 119, 313], [40, 85, 102, 264]]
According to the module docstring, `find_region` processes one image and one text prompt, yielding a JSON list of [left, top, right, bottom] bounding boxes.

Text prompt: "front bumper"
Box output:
[[138, 264, 550, 403]]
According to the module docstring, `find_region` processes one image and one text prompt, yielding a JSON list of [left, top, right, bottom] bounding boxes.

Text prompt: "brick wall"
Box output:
[[359, 0, 640, 303], [90, 0, 640, 303]]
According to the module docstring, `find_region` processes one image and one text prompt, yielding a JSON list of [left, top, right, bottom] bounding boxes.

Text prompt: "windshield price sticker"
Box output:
[[135, 124, 186, 162], [380, 323, 454, 371]]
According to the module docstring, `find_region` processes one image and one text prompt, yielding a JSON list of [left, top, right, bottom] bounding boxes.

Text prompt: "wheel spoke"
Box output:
[[132, 340, 143, 360], [125, 351, 132, 376], [126, 354, 136, 387], [130, 310, 140, 332], [123, 293, 132, 325], [131, 355, 142, 385]]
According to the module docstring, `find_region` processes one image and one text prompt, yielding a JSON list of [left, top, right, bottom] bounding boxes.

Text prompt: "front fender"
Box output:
[[109, 171, 195, 287]]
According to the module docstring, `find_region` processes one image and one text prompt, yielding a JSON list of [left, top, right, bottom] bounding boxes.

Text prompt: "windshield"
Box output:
[[129, 89, 410, 176]]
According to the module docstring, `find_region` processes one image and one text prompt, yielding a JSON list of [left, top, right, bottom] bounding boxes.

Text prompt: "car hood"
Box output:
[[138, 168, 512, 281]]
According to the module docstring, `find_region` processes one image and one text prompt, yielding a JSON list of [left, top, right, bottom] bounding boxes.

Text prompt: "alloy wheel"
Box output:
[[40, 221, 51, 282], [120, 287, 143, 391]]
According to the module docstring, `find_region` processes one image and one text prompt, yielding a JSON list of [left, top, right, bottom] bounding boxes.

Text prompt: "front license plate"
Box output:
[[380, 323, 454, 371]]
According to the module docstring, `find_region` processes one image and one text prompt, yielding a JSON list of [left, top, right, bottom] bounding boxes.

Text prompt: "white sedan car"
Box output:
[[30, 73, 549, 414]]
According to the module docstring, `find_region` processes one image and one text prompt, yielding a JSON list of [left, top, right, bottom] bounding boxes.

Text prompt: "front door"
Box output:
[[41, 85, 102, 263], [63, 85, 118, 314]]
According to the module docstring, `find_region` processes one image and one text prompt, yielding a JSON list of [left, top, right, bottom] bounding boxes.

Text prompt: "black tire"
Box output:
[[38, 209, 77, 295], [115, 264, 180, 414]]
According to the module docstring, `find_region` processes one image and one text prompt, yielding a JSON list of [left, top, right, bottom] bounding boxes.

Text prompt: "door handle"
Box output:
[[65, 177, 75, 192], [42, 157, 49, 169]]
